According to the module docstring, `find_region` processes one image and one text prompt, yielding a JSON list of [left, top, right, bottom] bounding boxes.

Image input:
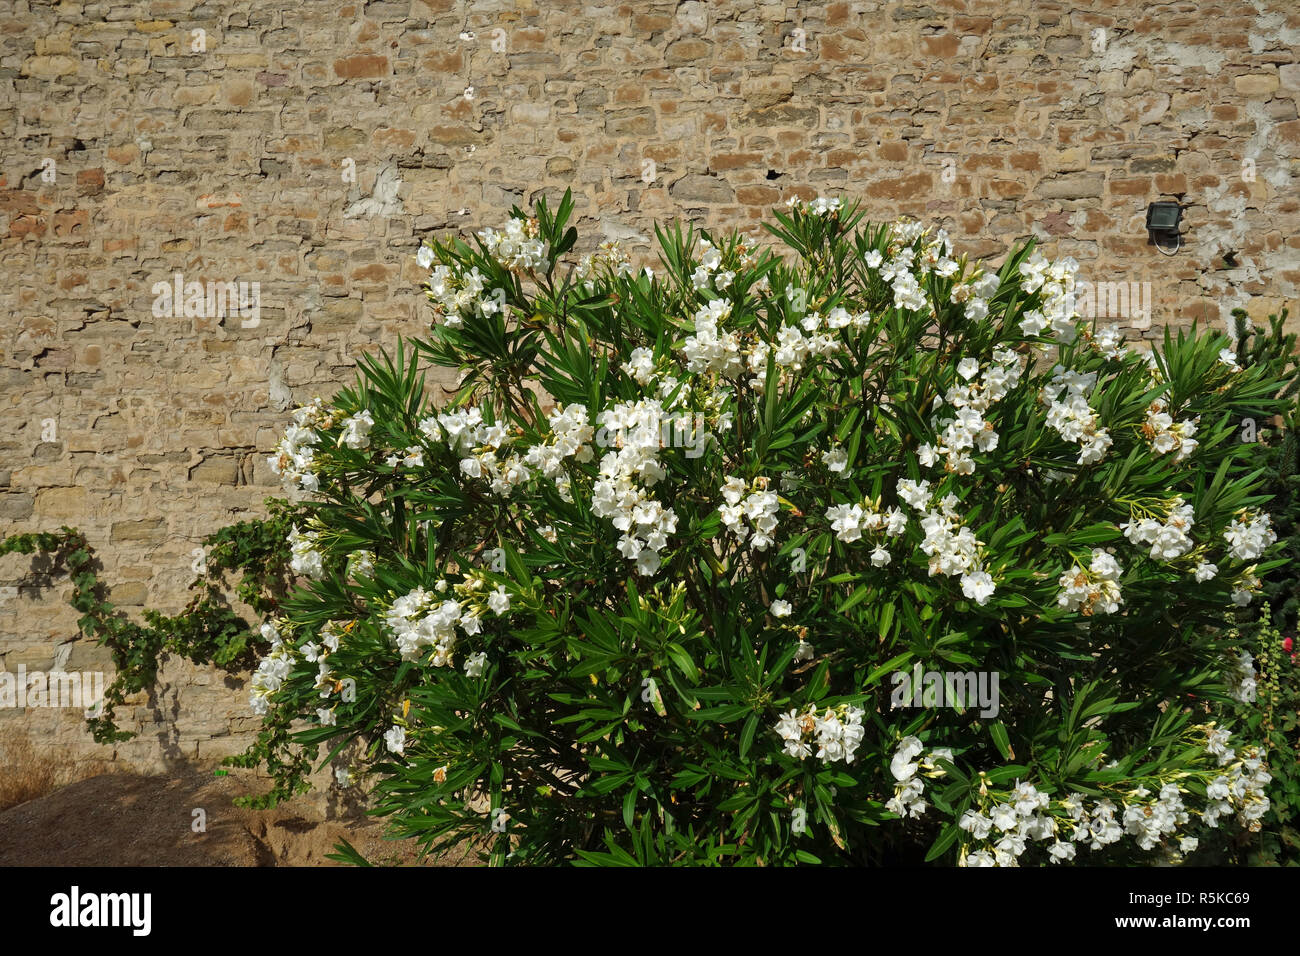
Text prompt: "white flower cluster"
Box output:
[[248, 618, 341, 718], [268, 398, 331, 492], [288, 524, 325, 580], [420, 405, 481, 453], [384, 445, 424, 469], [591, 399, 678, 575], [479, 215, 549, 271], [574, 239, 634, 281], [424, 261, 494, 329], [383, 577, 512, 666], [1231, 570, 1262, 606], [385, 587, 462, 665], [1122, 498, 1195, 561], [690, 238, 735, 291], [948, 270, 999, 322], [1143, 398, 1199, 462], [1223, 510, 1276, 561], [1059, 796, 1125, 853], [959, 780, 1062, 866], [335, 408, 374, 450], [886, 736, 953, 819], [682, 298, 743, 376], [786, 195, 842, 216], [719, 476, 780, 551], [825, 498, 906, 567], [1057, 548, 1124, 615], [1204, 728, 1271, 828], [1017, 250, 1080, 342], [902, 487, 996, 604], [956, 726, 1271, 865], [1042, 368, 1112, 465], [414, 405, 539, 497], [774, 702, 865, 764], [920, 348, 1023, 475], [249, 620, 294, 716], [1228, 649, 1258, 704], [623, 346, 657, 386], [772, 310, 845, 371], [1120, 783, 1192, 850], [918, 229, 961, 279], [871, 242, 933, 313], [1091, 323, 1129, 360], [457, 422, 533, 498], [524, 403, 595, 488]]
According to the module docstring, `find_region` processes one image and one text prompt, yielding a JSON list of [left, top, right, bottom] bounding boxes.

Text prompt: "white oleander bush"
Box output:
[[242, 191, 1289, 866]]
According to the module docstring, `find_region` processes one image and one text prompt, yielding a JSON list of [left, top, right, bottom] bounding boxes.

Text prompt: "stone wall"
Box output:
[[2, 0, 1298, 773]]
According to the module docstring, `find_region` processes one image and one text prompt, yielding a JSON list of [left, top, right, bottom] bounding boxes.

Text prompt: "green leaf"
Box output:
[[989, 722, 1013, 761]]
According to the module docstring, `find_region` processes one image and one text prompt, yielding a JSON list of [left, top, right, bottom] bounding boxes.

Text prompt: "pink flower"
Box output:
[[1284, 637, 1294, 653]]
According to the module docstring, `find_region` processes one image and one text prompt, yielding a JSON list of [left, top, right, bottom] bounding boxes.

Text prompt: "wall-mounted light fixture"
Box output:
[[1145, 201, 1183, 255]]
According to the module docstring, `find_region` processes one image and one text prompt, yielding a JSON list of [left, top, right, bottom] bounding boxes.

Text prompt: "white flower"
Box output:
[[288, 525, 325, 580], [890, 736, 925, 781], [464, 651, 487, 677], [1229, 650, 1258, 703], [320, 622, 342, 653], [419, 415, 443, 442], [338, 409, 374, 450], [897, 478, 931, 510], [960, 570, 996, 605], [990, 803, 1019, 832], [480, 216, 550, 271], [812, 705, 866, 764], [1142, 398, 1199, 463], [488, 585, 511, 615], [1223, 511, 1276, 561], [384, 725, 406, 755], [822, 446, 849, 474], [623, 347, 657, 385], [959, 810, 994, 840], [1058, 548, 1123, 615], [1047, 841, 1076, 863], [317, 706, 336, 726], [635, 547, 663, 576], [770, 599, 793, 618], [826, 502, 865, 543], [718, 478, 780, 551]]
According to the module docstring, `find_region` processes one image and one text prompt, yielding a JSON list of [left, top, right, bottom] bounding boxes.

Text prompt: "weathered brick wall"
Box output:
[[2, 0, 1298, 773]]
